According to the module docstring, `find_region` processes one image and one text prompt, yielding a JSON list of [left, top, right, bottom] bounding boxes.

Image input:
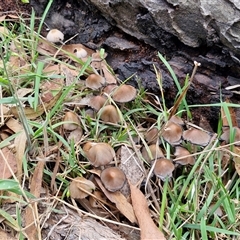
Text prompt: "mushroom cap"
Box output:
[[74, 47, 88, 58], [89, 95, 107, 111], [183, 128, 211, 146], [153, 158, 175, 181], [220, 127, 240, 145], [100, 167, 126, 192], [63, 111, 81, 131], [162, 121, 182, 145], [46, 29, 64, 43], [174, 146, 195, 165], [69, 177, 95, 199], [112, 84, 137, 103], [169, 115, 184, 125], [145, 127, 159, 144], [98, 105, 120, 124], [86, 74, 105, 90], [142, 144, 164, 163], [83, 142, 115, 167]]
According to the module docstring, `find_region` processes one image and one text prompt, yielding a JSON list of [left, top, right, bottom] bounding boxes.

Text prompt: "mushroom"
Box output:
[[162, 121, 182, 145], [174, 146, 195, 165], [169, 115, 184, 125], [153, 158, 175, 181], [220, 127, 240, 145], [89, 95, 108, 111], [142, 144, 164, 163], [145, 127, 159, 144], [74, 47, 88, 59], [112, 84, 137, 103], [183, 128, 211, 146], [98, 105, 120, 124], [83, 142, 115, 167], [85, 74, 105, 90], [63, 111, 81, 131], [100, 167, 126, 192], [103, 84, 118, 94], [46, 29, 64, 43], [69, 177, 95, 199]]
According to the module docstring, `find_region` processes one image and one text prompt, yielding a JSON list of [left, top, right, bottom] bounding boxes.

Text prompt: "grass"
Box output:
[[0, 4, 240, 240]]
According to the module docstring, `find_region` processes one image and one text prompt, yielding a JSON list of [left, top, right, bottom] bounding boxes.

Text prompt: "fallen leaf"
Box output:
[[95, 177, 137, 223], [14, 130, 27, 180], [129, 181, 166, 240], [0, 229, 17, 240], [117, 145, 144, 197], [24, 160, 45, 240], [0, 147, 17, 179], [10, 89, 62, 119]]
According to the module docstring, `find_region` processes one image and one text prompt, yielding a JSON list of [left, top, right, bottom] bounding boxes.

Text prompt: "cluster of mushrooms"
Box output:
[[46, 29, 236, 199]]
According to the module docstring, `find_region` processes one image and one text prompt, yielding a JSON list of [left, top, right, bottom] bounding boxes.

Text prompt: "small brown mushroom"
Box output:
[[142, 144, 164, 163], [112, 84, 137, 103], [162, 121, 182, 145], [46, 29, 64, 43], [153, 158, 175, 181], [85, 74, 105, 90], [183, 128, 211, 146], [220, 127, 240, 145], [145, 127, 159, 144], [100, 167, 126, 192], [89, 95, 107, 111], [83, 142, 115, 167], [69, 177, 95, 199], [63, 111, 81, 131], [169, 115, 184, 125], [174, 146, 195, 165], [98, 105, 120, 123]]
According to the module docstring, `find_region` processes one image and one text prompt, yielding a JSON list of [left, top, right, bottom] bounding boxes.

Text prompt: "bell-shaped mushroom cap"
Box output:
[[85, 74, 105, 90], [98, 105, 120, 124], [162, 121, 182, 145], [153, 158, 175, 181], [46, 29, 64, 43], [112, 84, 137, 103], [74, 47, 88, 58], [174, 146, 195, 165], [220, 127, 240, 145], [100, 167, 126, 192], [145, 127, 159, 144], [103, 84, 118, 94], [142, 144, 164, 163], [83, 142, 115, 167], [89, 95, 107, 111], [63, 111, 81, 131], [169, 115, 184, 125], [69, 177, 95, 199], [183, 128, 211, 146]]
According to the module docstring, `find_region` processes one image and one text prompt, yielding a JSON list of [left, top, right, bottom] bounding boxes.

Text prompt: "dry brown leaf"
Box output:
[[10, 89, 62, 119], [129, 181, 166, 240], [102, 64, 117, 84], [5, 118, 23, 133], [24, 160, 45, 240], [0, 147, 17, 179], [95, 177, 137, 223], [0, 229, 17, 240], [14, 130, 27, 180], [117, 145, 144, 197]]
